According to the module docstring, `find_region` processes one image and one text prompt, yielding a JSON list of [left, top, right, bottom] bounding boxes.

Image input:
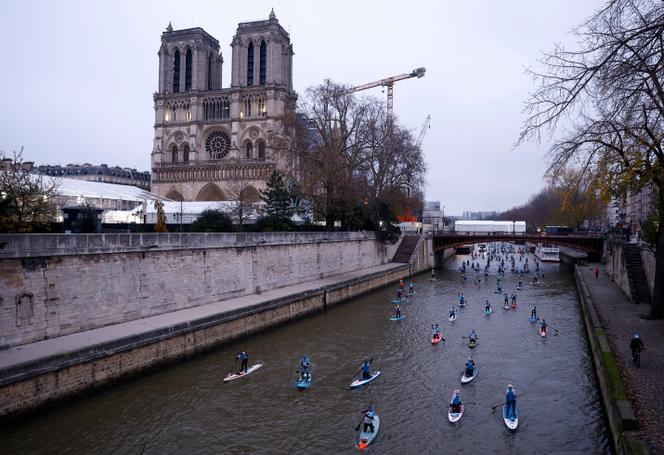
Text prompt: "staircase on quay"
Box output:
[[622, 244, 651, 304], [392, 235, 421, 264]]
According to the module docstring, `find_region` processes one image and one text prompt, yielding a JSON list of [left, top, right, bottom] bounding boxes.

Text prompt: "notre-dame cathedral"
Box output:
[[151, 9, 296, 202]]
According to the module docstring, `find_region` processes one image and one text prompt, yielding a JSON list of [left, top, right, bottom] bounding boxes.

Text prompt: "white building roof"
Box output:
[[47, 176, 168, 202]]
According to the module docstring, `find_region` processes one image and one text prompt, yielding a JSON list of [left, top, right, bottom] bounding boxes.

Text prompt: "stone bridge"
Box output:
[[431, 233, 604, 260]]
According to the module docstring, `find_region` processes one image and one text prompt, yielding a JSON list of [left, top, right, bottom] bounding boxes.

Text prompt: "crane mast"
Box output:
[[416, 114, 431, 148], [348, 67, 426, 120]]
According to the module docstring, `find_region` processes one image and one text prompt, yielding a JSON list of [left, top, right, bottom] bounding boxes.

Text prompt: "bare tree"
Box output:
[[518, 0, 664, 318], [296, 80, 369, 230], [0, 148, 58, 233], [226, 181, 258, 231], [356, 100, 426, 224]]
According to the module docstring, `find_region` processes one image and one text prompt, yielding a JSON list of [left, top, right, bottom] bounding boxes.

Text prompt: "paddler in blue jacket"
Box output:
[[408, 281, 415, 295], [451, 389, 462, 413], [468, 329, 478, 342], [361, 360, 372, 380], [236, 351, 249, 373], [505, 384, 517, 419], [465, 357, 476, 376], [449, 306, 457, 319], [300, 355, 311, 380]]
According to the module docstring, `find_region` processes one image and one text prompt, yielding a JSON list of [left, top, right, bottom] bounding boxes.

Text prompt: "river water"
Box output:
[[0, 245, 610, 454]]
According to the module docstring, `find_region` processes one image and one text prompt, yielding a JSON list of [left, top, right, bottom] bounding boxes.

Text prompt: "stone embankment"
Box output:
[[0, 232, 435, 418]]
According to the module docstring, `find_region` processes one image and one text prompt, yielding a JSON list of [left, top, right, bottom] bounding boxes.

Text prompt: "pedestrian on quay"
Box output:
[[594, 266, 599, 279]]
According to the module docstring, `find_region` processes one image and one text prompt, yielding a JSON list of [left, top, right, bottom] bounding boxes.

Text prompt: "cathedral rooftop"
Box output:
[[162, 26, 219, 46]]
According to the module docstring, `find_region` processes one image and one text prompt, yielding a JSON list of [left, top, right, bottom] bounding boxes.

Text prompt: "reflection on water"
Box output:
[[0, 247, 609, 454]]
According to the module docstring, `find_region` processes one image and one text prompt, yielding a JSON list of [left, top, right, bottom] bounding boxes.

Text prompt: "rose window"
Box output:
[[205, 131, 231, 159]]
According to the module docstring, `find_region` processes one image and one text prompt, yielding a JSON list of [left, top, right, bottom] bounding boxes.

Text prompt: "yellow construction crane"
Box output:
[[349, 67, 426, 120]]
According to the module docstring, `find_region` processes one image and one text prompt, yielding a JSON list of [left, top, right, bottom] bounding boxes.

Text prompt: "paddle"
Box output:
[[228, 357, 238, 377], [354, 401, 374, 431], [491, 393, 526, 411]]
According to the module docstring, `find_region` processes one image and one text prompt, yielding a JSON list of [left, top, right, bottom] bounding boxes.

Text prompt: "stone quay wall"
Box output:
[[0, 232, 397, 348]]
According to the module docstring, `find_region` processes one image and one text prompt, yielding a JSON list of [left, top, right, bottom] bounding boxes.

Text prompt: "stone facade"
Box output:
[[151, 9, 297, 202]]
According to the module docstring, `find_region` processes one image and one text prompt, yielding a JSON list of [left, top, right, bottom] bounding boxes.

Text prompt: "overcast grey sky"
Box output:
[[0, 0, 605, 215]]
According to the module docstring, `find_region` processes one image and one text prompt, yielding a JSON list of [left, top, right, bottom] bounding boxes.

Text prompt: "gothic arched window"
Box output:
[[171, 145, 178, 163], [183, 145, 190, 162], [245, 142, 253, 159], [173, 49, 181, 93], [259, 41, 267, 85], [185, 49, 193, 90], [247, 42, 254, 86], [258, 141, 265, 160]]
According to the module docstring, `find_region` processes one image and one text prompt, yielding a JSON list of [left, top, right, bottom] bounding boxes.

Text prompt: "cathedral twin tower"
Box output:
[[151, 10, 296, 202]]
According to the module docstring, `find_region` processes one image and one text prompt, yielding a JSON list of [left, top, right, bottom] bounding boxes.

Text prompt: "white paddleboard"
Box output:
[[460, 367, 478, 384], [448, 403, 464, 423], [223, 363, 263, 382], [503, 404, 519, 430], [350, 371, 382, 388]]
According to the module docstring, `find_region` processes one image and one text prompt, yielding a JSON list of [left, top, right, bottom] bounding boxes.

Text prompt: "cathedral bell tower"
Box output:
[[230, 8, 294, 91]]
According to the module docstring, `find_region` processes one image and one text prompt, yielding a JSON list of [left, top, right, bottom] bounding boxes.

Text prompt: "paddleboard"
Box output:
[[350, 371, 382, 389], [448, 313, 457, 322], [389, 315, 406, 321], [503, 404, 519, 430], [516, 287, 523, 290], [357, 414, 380, 451], [391, 298, 405, 304], [540, 327, 548, 337], [223, 363, 263, 382], [296, 374, 312, 389], [460, 367, 478, 384], [468, 338, 477, 349], [431, 333, 443, 344], [459, 302, 466, 307], [528, 316, 539, 323], [502, 304, 510, 310], [485, 308, 493, 315], [448, 401, 464, 423]]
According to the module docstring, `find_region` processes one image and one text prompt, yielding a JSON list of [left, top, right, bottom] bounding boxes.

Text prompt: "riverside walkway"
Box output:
[[581, 265, 664, 453]]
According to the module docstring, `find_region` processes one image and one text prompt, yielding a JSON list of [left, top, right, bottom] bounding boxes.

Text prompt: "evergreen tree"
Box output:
[[261, 170, 292, 221], [191, 208, 233, 232]]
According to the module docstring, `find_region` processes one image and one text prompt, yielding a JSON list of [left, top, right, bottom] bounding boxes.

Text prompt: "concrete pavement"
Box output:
[[581, 264, 664, 453]]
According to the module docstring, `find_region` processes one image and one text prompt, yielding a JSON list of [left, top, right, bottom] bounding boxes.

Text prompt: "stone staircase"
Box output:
[[392, 235, 420, 263], [622, 244, 651, 304]]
